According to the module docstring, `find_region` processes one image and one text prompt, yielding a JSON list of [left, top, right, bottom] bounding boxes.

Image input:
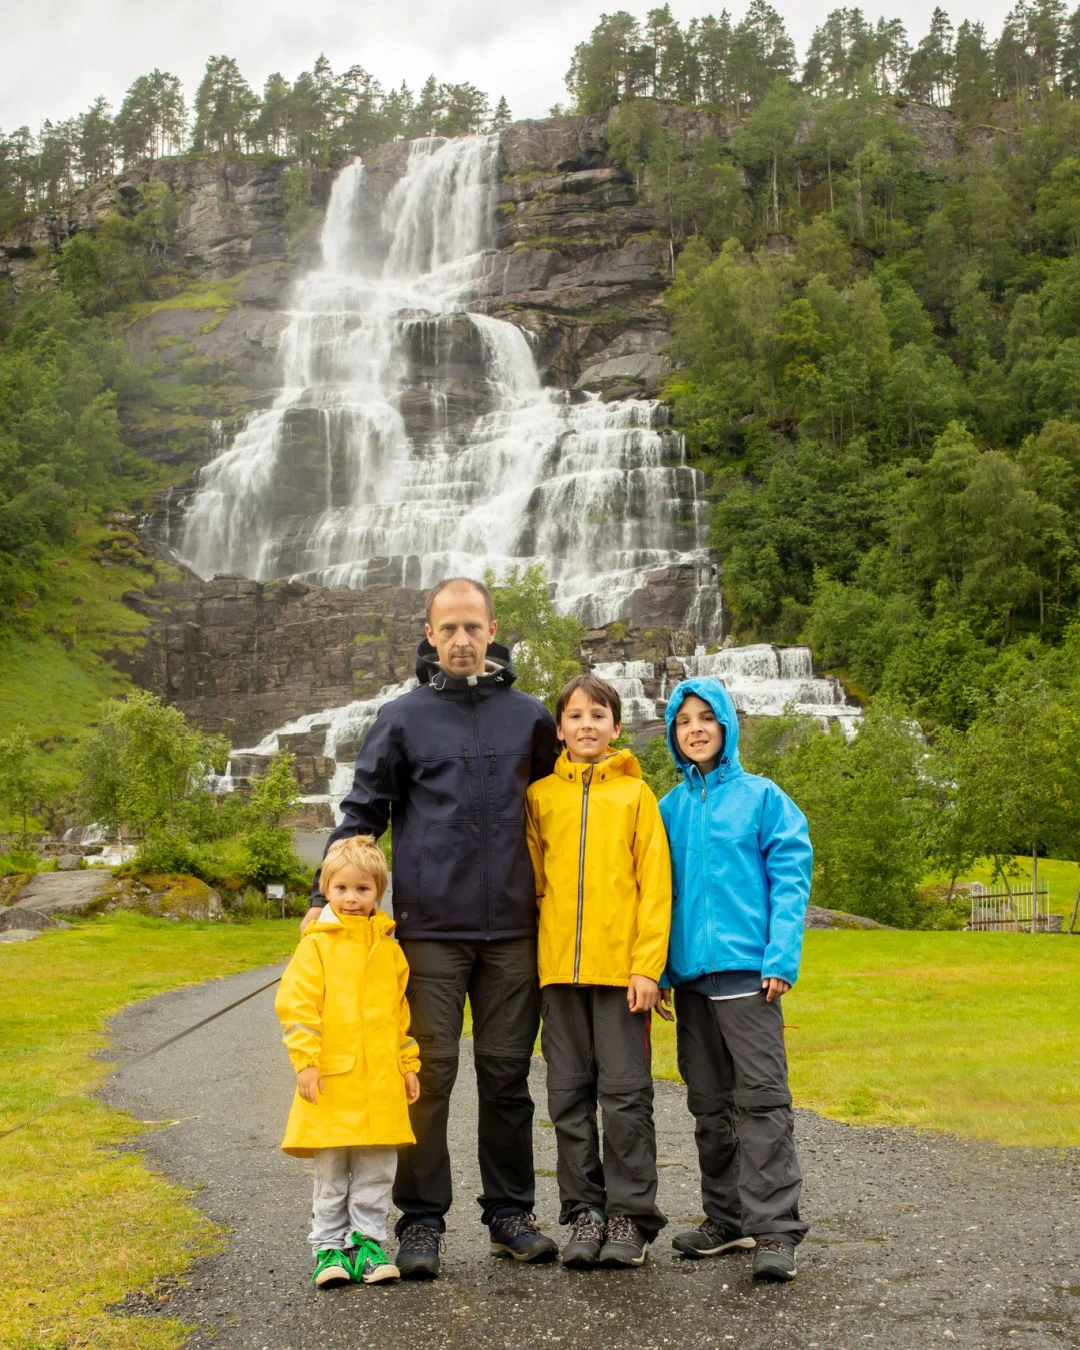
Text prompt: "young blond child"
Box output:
[[276, 835, 420, 1287], [525, 674, 671, 1270]]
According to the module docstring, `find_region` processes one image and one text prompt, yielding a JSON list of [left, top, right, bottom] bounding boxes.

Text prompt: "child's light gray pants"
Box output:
[[309, 1145, 397, 1252], [674, 988, 808, 1243]]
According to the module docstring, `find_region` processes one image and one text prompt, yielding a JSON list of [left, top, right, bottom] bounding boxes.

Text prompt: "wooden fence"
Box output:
[[968, 883, 1055, 932]]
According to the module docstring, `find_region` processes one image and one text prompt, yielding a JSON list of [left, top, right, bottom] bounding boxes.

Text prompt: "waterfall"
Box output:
[[175, 135, 714, 631]]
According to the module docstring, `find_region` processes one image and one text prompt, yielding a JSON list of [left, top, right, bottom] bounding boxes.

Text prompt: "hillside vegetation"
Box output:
[[2, 7, 1080, 918]]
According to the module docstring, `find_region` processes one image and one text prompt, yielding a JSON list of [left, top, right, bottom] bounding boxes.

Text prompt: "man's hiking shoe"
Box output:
[[488, 1210, 559, 1263], [752, 1237, 797, 1282], [347, 1234, 400, 1284], [312, 1248, 352, 1288], [562, 1207, 606, 1269], [598, 1215, 649, 1268], [395, 1222, 443, 1280], [672, 1218, 755, 1259]]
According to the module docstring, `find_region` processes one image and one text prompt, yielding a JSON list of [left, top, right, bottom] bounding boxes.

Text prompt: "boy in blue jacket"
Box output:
[[658, 677, 813, 1282]]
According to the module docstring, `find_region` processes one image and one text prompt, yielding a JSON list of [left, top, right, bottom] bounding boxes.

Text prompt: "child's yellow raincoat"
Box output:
[[525, 748, 671, 989], [275, 906, 420, 1157]]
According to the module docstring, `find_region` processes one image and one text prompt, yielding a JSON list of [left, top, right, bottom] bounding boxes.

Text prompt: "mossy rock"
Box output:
[[101, 873, 226, 921]]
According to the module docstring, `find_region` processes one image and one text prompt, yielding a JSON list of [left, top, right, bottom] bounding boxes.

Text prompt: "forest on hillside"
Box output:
[[3, 6, 1080, 919]]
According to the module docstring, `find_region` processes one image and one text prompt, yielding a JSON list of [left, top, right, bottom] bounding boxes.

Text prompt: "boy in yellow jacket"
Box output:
[[276, 835, 420, 1288], [525, 674, 672, 1269]]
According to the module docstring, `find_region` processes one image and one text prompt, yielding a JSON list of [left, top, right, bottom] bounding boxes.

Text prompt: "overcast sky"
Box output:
[[4, 0, 1022, 134]]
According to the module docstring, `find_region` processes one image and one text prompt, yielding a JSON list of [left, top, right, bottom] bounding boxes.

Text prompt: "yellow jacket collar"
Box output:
[[553, 746, 641, 784], [312, 906, 396, 937]]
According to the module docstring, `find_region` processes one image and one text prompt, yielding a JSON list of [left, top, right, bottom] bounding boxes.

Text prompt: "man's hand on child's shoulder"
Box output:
[[404, 1071, 420, 1104], [628, 974, 672, 1019], [762, 977, 791, 1003], [297, 1066, 324, 1102], [300, 905, 322, 933]]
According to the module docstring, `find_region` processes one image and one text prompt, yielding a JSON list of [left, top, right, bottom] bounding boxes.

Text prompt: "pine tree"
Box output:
[[489, 95, 513, 130], [192, 55, 257, 153]]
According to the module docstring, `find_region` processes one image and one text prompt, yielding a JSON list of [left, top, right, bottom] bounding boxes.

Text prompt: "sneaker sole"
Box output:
[[598, 1242, 649, 1268], [314, 1268, 351, 1288], [490, 1241, 559, 1263], [362, 1263, 401, 1284], [672, 1235, 756, 1259]]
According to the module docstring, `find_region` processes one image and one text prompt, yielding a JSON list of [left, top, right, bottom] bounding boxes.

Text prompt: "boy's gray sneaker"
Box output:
[[598, 1214, 649, 1268], [672, 1218, 756, 1259], [488, 1209, 558, 1262], [752, 1237, 797, 1281], [395, 1221, 443, 1279], [562, 1207, 606, 1268]]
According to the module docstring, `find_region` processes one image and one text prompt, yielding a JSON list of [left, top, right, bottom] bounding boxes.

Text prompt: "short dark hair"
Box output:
[[425, 577, 494, 623], [555, 673, 622, 727]]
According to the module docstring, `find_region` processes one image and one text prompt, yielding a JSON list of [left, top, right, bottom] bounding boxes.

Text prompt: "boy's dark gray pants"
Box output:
[[674, 988, 808, 1244], [540, 984, 666, 1237], [394, 937, 539, 1231]]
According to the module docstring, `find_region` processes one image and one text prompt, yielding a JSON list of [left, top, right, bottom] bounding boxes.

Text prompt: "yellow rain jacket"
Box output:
[[525, 748, 672, 989], [275, 906, 420, 1158]]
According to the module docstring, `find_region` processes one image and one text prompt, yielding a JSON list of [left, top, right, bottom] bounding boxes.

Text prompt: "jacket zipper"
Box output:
[[470, 698, 491, 936], [573, 764, 594, 983]]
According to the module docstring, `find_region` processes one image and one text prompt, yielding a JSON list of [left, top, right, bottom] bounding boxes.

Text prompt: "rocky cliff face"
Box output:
[[6, 102, 976, 744]]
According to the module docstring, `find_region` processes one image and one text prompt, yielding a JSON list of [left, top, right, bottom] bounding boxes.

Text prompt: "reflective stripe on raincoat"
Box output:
[[276, 906, 420, 1158], [659, 677, 813, 990], [525, 747, 671, 988]]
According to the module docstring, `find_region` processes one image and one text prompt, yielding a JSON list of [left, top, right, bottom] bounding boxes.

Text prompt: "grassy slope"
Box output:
[[926, 855, 1080, 919], [0, 524, 155, 794], [648, 930, 1080, 1148], [0, 914, 299, 1350]]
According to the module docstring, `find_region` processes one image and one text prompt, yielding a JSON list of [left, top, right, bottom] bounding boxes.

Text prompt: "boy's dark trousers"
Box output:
[[674, 988, 808, 1243], [540, 984, 666, 1237], [394, 937, 540, 1230]]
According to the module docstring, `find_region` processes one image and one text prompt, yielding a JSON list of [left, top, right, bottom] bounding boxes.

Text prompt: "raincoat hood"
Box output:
[[551, 746, 642, 784], [415, 637, 517, 693], [310, 905, 396, 938], [664, 677, 742, 780]]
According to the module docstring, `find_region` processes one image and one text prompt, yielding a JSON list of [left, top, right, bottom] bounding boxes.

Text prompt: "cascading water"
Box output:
[[175, 135, 715, 631]]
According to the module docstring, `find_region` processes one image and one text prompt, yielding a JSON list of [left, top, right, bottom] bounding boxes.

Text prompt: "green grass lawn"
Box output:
[[648, 930, 1080, 1149], [0, 914, 299, 1350]]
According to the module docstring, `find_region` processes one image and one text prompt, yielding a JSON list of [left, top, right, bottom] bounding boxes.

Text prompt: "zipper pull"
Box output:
[[701, 788, 706, 802], [489, 754, 496, 775]]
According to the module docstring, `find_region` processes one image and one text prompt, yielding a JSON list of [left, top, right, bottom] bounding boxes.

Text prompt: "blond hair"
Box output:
[[320, 834, 388, 901]]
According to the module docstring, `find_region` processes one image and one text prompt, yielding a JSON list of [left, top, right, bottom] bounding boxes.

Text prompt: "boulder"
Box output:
[[101, 874, 226, 921], [0, 930, 39, 944], [804, 905, 891, 930]]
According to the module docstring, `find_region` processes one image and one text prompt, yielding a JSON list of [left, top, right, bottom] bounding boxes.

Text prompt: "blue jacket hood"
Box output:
[[664, 677, 742, 779]]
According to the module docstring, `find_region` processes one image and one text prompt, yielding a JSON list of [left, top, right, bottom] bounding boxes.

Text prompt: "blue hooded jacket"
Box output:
[[658, 677, 813, 989]]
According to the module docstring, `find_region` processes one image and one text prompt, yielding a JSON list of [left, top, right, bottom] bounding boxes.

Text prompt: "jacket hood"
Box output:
[[310, 905, 396, 937], [552, 746, 641, 784], [415, 637, 518, 692], [664, 677, 742, 778]]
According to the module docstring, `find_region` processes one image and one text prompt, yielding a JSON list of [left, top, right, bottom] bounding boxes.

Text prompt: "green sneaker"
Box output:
[[312, 1248, 352, 1288], [348, 1233, 400, 1284]]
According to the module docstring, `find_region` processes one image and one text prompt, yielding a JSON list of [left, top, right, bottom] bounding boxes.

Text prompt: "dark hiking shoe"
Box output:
[[562, 1207, 606, 1268], [752, 1237, 797, 1282], [488, 1210, 559, 1263], [311, 1248, 352, 1288], [395, 1221, 443, 1280], [672, 1218, 755, 1259], [598, 1215, 649, 1268]]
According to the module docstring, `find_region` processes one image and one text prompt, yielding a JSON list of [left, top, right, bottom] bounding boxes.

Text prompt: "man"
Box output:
[[302, 577, 559, 1277]]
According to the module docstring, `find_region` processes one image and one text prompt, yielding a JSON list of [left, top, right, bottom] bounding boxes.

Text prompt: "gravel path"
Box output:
[[101, 965, 1080, 1350]]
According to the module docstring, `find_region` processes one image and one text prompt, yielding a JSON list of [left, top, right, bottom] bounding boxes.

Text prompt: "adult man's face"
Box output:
[[426, 584, 497, 678]]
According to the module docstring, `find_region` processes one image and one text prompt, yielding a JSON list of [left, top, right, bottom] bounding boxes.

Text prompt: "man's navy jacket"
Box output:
[[312, 639, 558, 942]]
